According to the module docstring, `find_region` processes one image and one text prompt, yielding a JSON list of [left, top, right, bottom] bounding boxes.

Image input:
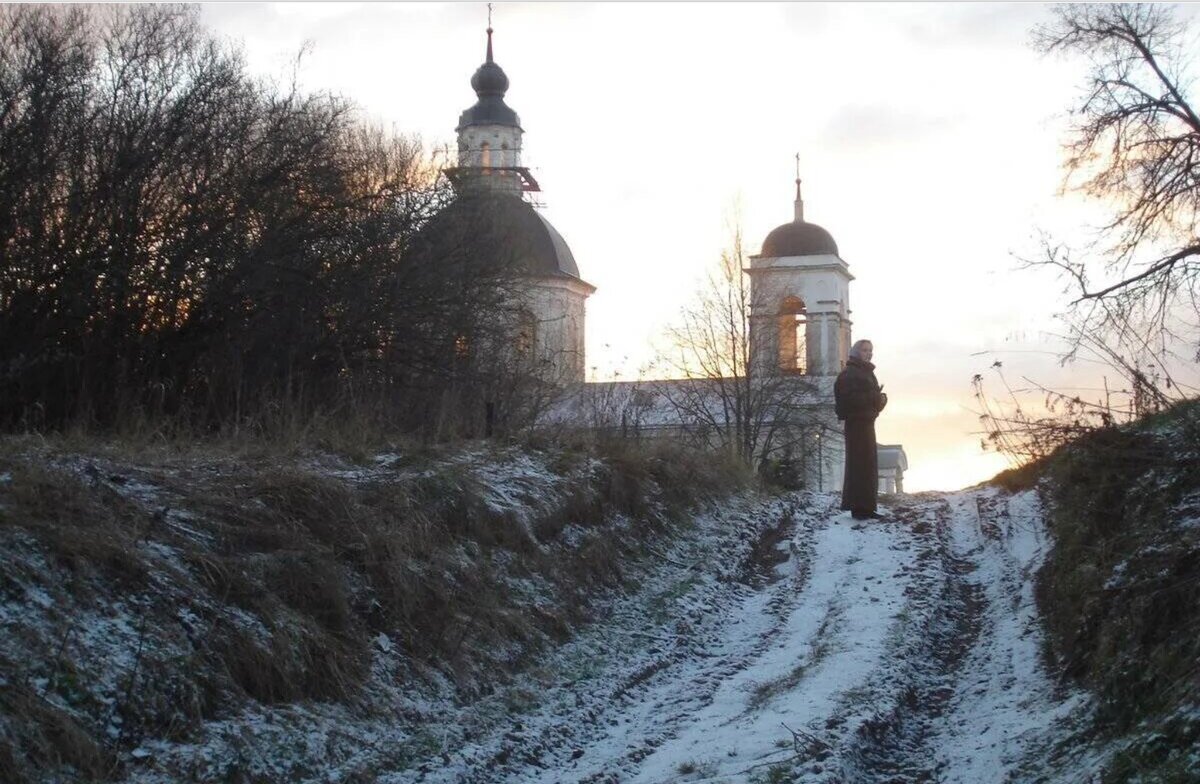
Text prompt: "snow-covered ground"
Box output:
[[394, 488, 1094, 783], [1, 456, 1102, 782]]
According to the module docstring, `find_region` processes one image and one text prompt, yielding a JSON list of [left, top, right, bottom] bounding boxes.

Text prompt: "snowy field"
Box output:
[[392, 488, 1096, 783]]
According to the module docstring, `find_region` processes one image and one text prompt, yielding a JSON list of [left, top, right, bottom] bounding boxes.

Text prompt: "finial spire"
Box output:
[[486, 4, 494, 63], [793, 152, 805, 222]]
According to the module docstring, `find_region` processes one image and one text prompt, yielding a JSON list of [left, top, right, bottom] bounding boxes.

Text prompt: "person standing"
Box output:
[[835, 339, 888, 519]]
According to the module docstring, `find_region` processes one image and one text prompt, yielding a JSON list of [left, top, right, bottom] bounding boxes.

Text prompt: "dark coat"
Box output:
[[834, 358, 887, 514]]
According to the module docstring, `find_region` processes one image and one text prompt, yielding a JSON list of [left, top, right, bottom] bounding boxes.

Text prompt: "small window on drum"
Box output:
[[516, 310, 537, 359]]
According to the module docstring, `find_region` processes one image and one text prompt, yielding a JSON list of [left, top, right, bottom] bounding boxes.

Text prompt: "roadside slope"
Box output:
[[0, 440, 748, 783], [1032, 400, 1200, 782]]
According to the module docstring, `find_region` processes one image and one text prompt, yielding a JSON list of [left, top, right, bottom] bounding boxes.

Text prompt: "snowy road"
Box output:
[[393, 489, 1091, 783]]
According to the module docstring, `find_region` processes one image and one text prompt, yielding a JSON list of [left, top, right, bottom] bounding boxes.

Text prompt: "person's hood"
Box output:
[[847, 356, 876, 371]]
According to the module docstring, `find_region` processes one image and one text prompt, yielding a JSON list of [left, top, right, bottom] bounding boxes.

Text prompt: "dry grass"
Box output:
[[0, 434, 753, 781], [0, 460, 152, 592], [1032, 399, 1200, 780], [0, 678, 115, 783]]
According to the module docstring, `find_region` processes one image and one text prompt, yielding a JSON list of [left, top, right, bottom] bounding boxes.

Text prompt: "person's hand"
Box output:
[[878, 392, 888, 411]]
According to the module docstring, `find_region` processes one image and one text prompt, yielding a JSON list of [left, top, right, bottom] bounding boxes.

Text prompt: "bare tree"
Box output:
[[1034, 4, 1200, 339], [657, 225, 824, 475], [0, 5, 543, 438], [971, 5, 1200, 466]]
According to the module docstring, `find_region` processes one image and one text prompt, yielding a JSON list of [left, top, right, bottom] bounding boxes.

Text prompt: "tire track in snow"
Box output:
[[830, 490, 1089, 783], [555, 499, 838, 782], [390, 489, 1090, 783], [394, 496, 823, 784], [622, 499, 924, 782], [832, 495, 986, 782], [925, 490, 1092, 782]]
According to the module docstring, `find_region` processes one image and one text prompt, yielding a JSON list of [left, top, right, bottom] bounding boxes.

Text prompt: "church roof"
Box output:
[[457, 28, 522, 131], [542, 376, 830, 429], [761, 220, 839, 257], [877, 445, 908, 471], [415, 191, 586, 281], [759, 174, 840, 258]]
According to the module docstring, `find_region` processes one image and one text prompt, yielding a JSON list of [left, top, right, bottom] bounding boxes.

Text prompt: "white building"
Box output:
[[422, 25, 593, 385], [430, 25, 906, 492], [878, 445, 908, 493]]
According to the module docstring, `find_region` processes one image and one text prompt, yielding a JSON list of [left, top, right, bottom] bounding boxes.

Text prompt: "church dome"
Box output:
[[457, 28, 521, 131], [759, 175, 839, 257], [415, 191, 582, 280], [470, 61, 509, 97], [761, 220, 839, 257]]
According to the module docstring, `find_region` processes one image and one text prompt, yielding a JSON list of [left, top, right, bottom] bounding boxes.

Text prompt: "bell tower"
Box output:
[[448, 18, 540, 196], [425, 12, 595, 386], [746, 161, 854, 379]]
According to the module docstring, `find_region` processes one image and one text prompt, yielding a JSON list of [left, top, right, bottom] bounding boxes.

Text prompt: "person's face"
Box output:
[[860, 342, 874, 362]]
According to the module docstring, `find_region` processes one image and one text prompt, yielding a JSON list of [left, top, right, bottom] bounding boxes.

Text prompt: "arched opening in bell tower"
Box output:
[[778, 296, 807, 374]]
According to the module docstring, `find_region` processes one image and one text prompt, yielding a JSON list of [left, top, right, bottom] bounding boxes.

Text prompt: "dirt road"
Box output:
[[398, 489, 1091, 783]]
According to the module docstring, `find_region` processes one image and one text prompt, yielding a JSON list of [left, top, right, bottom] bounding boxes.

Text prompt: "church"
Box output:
[[435, 24, 906, 494]]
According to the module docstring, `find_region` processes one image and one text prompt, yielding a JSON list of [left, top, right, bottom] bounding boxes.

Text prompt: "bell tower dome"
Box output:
[[747, 159, 854, 378]]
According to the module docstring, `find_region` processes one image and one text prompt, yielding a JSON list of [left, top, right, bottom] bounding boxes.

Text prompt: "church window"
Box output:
[[778, 296, 807, 374], [481, 142, 491, 168], [516, 310, 537, 360]]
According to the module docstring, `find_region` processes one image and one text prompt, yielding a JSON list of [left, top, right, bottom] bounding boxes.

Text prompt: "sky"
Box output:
[[199, 2, 1160, 492]]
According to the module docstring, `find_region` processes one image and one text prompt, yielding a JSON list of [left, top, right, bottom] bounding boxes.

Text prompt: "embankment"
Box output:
[[0, 438, 750, 782], [1019, 399, 1200, 781]]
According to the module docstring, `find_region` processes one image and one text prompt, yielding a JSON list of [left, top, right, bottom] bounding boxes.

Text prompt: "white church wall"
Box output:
[[542, 377, 846, 493], [524, 277, 589, 385]]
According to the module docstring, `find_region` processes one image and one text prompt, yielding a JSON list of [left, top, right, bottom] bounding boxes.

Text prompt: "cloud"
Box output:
[[819, 104, 960, 151], [899, 4, 1050, 49], [270, 3, 366, 22], [777, 3, 838, 36]]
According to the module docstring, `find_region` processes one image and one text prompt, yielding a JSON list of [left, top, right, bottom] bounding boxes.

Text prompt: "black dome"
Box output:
[[470, 61, 508, 96], [761, 220, 839, 257], [415, 192, 581, 279], [457, 30, 521, 131]]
